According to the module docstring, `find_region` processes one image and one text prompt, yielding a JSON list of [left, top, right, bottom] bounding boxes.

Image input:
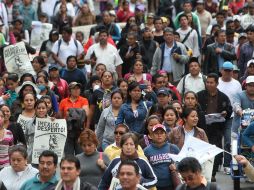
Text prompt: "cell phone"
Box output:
[[139, 84, 148, 90]]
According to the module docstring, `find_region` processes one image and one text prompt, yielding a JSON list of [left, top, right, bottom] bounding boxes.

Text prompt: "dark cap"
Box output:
[[68, 82, 82, 89], [157, 87, 171, 96], [49, 65, 58, 71]]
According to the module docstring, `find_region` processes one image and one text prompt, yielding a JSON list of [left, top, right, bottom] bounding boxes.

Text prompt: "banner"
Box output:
[[17, 114, 34, 134], [3, 42, 35, 77], [30, 21, 52, 50], [32, 118, 67, 164]]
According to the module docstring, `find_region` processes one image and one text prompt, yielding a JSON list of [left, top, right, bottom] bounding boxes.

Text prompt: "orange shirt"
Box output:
[[59, 96, 88, 118]]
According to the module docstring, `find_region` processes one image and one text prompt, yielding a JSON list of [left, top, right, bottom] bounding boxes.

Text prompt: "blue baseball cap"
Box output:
[[222, 61, 233, 70]]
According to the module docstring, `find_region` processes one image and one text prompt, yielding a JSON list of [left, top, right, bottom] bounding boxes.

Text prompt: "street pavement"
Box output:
[[216, 171, 253, 190]]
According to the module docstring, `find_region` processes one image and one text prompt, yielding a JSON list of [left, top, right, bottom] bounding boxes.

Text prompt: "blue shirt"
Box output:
[[162, 44, 173, 73], [20, 173, 58, 190], [242, 121, 254, 148], [217, 43, 225, 70]]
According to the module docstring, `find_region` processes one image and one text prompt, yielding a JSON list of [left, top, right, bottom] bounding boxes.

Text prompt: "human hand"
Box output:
[[215, 48, 222, 54], [169, 163, 176, 171], [2, 93, 10, 101], [234, 155, 249, 166], [97, 158, 106, 169], [221, 111, 227, 118], [236, 109, 243, 117], [172, 53, 180, 60]]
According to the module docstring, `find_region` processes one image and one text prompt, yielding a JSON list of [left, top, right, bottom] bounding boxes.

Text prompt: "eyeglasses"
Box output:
[[114, 131, 125, 135]]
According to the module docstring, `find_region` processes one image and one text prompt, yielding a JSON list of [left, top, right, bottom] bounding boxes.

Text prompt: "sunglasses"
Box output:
[[114, 131, 125, 135]]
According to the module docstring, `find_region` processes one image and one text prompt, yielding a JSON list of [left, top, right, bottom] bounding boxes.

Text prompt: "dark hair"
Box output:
[[36, 75, 49, 84], [152, 73, 164, 84], [144, 115, 161, 135], [18, 85, 37, 101], [246, 24, 254, 33], [173, 31, 180, 37], [9, 145, 28, 159], [75, 31, 84, 39], [111, 90, 124, 100], [178, 14, 188, 22], [101, 71, 113, 81], [20, 73, 35, 84], [34, 99, 48, 109], [6, 73, 19, 82], [216, 11, 225, 18], [162, 106, 179, 121], [115, 124, 129, 132], [126, 81, 141, 102], [207, 73, 219, 83], [49, 30, 59, 41], [99, 29, 109, 36], [148, 104, 164, 120], [62, 26, 72, 35], [188, 57, 200, 67], [184, 91, 198, 102], [21, 92, 37, 103], [226, 19, 234, 27], [120, 133, 139, 149], [60, 155, 80, 170], [37, 70, 49, 79], [183, 0, 192, 6], [39, 150, 58, 166], [226, 29, 235, 36], [177, 157, 202, 173], [117, 78, 128, 87], [181, 107, 197, 119], [214, 29, 225, 37], [33, 56, 46, 68], [127, 32, 138, 39], [66, 55, 77, 64], [118, 160, 140, 176], [210, 24, 221, 35]]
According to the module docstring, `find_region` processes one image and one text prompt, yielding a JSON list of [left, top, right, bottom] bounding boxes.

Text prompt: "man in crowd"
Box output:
[[197, 73, 232, 182], [55, 155, 97, 190], [20, 150, 58, 190]]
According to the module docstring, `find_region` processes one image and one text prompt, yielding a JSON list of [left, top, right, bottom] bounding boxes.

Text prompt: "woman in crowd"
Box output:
[[0, 145, 38, 190], [169, 107, 208, 150], [171, 100, 184, 126], [124, 59, 152, 84], [116, 81, 152, 134], [98, 133, 157, 189], [32, 56, 47, 76], [84, 75, 101, 102], [0, 109, 13, 169], [153, 17, 164, 45], [139, 115, 161, 149], [94, 63, 107, 78], [96, 90, 124, 150], [117, 78, 128, 102], [162, 106, 179, 133], [40, 95, 56, 117], [0, 104, 26, 146], [73, 3, 95, 26], [144, 124, 180, 190], [52, 3, 73, 34], [59, 82, 89, 119], [183, 91, 207, 132], [76, 129, 110, 186], [118, 16, 136, 49]]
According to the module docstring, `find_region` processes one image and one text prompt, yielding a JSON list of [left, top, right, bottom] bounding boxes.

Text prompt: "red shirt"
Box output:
[[59, 96, 88, 118]]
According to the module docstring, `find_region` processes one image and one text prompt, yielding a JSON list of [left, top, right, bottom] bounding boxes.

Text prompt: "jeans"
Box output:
[[223, 118, 232, 167], [64, 137, 83, 155]]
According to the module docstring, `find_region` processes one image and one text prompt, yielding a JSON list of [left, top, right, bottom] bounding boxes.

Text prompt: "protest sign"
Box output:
[[30, 21, 52, 50], [3, 42, 35, 77], [32, 118, 67, 164], [17, 114, 34, 134]]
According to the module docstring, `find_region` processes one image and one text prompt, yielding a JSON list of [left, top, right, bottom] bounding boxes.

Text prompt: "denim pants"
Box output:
[[223, 118, 232, 167]]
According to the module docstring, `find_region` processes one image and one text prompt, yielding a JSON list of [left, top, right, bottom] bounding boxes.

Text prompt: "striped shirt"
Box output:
[[0, 129, 13, 168]]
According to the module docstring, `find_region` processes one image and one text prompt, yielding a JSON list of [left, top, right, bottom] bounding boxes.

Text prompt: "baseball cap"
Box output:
[[147, 13, 154, 18], [135, 4, 145, 11], [152, 124, 166, 132], [233, 65, 240, 72], [247, 59, 254, 67], [196, 0, 204, 4], [68, 82, 82, 89], [157, 87, 171, 96], [222, 61, 233, 70], [49, 65, 58, 71], [246, 76, 254, 84], [238, 33, 247, 39]]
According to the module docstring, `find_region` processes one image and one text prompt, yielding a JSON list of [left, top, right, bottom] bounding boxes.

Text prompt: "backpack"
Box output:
[[66, 108, 86, 138], [177, 182, 217, 190], [57, 39, 78, 56]]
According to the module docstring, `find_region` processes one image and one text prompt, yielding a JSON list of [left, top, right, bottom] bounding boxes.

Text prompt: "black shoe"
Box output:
[[211, 176, 216, 182]]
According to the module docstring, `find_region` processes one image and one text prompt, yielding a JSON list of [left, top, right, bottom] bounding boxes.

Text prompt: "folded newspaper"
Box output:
[[205, 113, 225, 125]]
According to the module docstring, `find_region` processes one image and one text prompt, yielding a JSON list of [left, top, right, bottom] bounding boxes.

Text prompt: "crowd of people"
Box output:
[[0, 0, 254, 189]]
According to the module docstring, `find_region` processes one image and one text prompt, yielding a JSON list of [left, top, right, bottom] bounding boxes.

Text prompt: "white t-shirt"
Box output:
[[40, 0, 58, 18], [217, 77, 242, 105], [85, 43, 123, 72], [51, 38, 84, 64]]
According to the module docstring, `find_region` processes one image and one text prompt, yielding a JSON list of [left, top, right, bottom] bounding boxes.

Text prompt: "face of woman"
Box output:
[[185, 110, 199, 128], [129, 86, 141, 102], [81, 142, 96, 156], [1, 106, 11, 121], [32, 59, 41, 72], [164, 109, 177, 126], [172, 103, 183, 115], [43, 98, 52, 111], [111, 93, 123, 108], [60, 4, 67, 13], [101, 72, 113, 86], [0, 111, 4, 126], [114, 126, 126, 145], [96, 65, 106, 78], [154, 20, 163, 31], [119, 81, 128, 95], [122, 137, 136, 156], [184, 93, 197, 108], [37, 77, 47, 87], [22, 85, 34, 96], [10, 151, 27, 172], [70, 86, 81, 97], [147, 118, 160, 135], [133, 61, 143, 74], [23, 94, 36, 110], [36, 103, 47, 118]]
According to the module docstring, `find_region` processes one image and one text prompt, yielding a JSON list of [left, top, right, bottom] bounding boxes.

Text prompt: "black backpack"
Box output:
[[66, 108, 86, 138]]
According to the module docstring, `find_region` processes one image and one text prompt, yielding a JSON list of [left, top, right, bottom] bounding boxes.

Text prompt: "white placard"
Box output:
[[3, 42, 35, 77], [32, 118, 67, 164]]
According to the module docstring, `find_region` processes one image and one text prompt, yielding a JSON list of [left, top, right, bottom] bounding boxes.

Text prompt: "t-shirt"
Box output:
[[0, 129, 13, 168]]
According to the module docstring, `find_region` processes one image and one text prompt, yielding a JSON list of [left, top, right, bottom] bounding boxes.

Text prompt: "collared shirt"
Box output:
[[162, 44, 173, 73], [20, 173, 58, 190], [177, 73, 206, 94], [207, 92, 218, 114]]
